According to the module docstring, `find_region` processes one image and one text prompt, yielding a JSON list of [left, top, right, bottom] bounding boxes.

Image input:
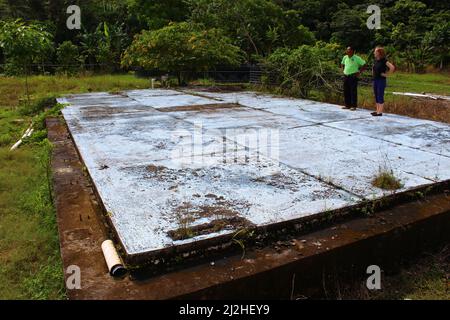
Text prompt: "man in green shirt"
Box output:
[[340, 46, 367, 110]]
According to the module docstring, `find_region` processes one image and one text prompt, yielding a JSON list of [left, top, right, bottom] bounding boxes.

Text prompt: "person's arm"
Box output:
[[340, 57, 345, 71], [358, 64, 367, 75], [356, 56, 367, 76], [381, 61, 396, 77]]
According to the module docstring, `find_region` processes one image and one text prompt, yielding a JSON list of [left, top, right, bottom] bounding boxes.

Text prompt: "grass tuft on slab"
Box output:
[[372, 169, 404, 190]]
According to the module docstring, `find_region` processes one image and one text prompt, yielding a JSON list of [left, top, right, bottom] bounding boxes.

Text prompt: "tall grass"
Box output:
[[0, 74, 151, 299], [0, 142, 65, 299], [0, 74, 150, 109]]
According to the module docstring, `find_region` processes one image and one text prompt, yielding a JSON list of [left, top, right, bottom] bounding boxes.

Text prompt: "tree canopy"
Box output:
[[0, 19, 53, 74], [0, 0, 448, 74], [122, 22, 243, 83]]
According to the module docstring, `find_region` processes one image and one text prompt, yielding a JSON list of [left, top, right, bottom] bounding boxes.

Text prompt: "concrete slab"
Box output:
[[325, 115, 450, 157], [166, 106, 311, 129], [47, 116, 450, 299], [273, 126, 448, 197], [58, 89, 450, 262], [125, 89, 227, 108], [182, 90, 371, 123], [94, 152, 355, 256]]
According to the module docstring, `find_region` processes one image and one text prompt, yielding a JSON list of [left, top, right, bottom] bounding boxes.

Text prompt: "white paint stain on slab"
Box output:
[[59, 89, 450, 258]]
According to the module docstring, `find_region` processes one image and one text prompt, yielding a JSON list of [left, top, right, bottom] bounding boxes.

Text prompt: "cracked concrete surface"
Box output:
[[58, 89, 450, 259]]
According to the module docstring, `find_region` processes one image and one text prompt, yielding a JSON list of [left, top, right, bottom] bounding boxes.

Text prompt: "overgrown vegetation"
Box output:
[[0, 75, 150, 299], [0, 0, 448, 76], [0, 134, 64, 299], [0, 19, 53, 75], [369, 246, 449, 300], [0, 75, 150, 109], [324, 245, 450, 300], [122, 22, 243, 85], [262, 43, 342, 98]]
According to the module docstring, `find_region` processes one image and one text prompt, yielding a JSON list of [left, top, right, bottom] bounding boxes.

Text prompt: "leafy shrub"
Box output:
[[21, 102, 64, 146], [19, 96, 57, 116], [263, 44, 341, 98], [33, 103, 64, 132], [0, 20, 53, 75], [80, 22, 128, 73], [56, 41, 82, 76], [122, 22, 243, 84]]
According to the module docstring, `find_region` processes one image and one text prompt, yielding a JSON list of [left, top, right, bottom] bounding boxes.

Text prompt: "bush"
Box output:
[[263, 44, 341, 98], [19, 96, 57, 116], [0, 20, 53, 76], [56, 41, 82, 76], [122, 22, 244, 85], [20, 102, 64, 146], [33, 103, 64, 132]]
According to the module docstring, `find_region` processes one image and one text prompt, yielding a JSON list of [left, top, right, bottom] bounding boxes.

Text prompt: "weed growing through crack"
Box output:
[[174, 202, 196, 240], [372, 151, 403, 191], [372, 169, 403, 190], [323, 200, 334, 221], [232, 228, 254, 260], [433, 148, 443, 181]]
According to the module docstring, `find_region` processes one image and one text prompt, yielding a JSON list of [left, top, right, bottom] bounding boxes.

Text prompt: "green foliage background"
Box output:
[[0, 1, 448, 74]]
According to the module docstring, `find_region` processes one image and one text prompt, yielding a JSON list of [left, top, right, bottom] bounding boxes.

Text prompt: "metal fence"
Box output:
[[0, 63, 121, 75], [0, 62, 373, 90]]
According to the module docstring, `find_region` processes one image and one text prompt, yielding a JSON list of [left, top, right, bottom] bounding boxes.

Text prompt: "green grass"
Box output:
[[0, 74, 150, 299], [0, 74, 150, 109], [358, 72, 450, 102], [0, 142, 64, 299], [354, 72, 450, 124], [370, 246, 449, 300], [385, 72, 450, 95], [331, 246, 450, 300]]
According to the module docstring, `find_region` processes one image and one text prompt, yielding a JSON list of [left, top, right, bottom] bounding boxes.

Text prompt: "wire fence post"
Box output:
[[25, 63, 30, 105]]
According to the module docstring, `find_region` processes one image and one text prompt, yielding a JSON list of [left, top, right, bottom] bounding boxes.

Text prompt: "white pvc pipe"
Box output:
[[392, 92, 450, 101], [10, 124, 33, 151], [101, 240, 127, 277]]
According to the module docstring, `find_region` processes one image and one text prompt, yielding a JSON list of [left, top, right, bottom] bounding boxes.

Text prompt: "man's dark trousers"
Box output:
[[344, 74, 358, 108]]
